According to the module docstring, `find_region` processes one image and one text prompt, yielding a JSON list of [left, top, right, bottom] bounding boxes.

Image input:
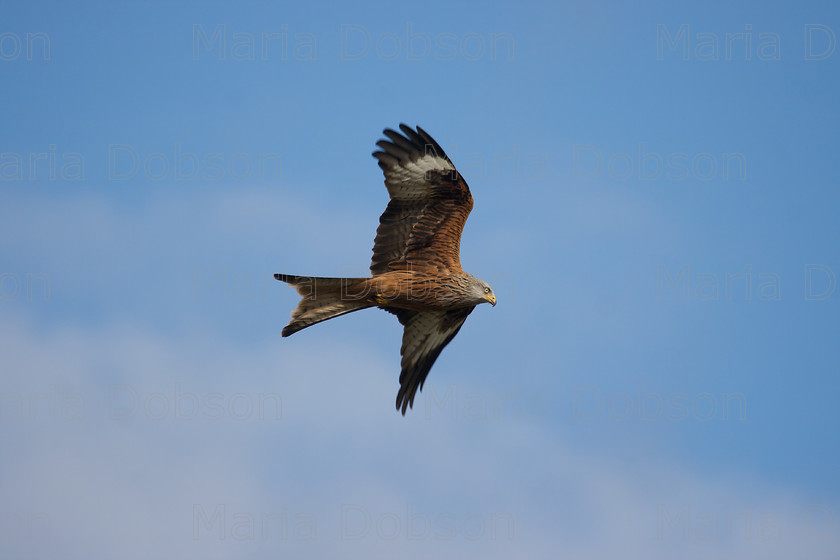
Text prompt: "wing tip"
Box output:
[[375, 124, 454, 166], [396, 391, 411, 416], [372, 150, 398, 168]]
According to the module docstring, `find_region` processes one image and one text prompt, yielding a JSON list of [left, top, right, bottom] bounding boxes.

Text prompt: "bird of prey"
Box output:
[[275, 124, 496, 414]]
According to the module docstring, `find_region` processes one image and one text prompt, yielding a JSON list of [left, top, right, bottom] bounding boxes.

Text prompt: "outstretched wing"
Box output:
[[387, 306, 475, 415], [371, 124, 473, 276]]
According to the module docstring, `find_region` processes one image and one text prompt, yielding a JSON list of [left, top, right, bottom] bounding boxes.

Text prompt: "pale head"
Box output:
[[467, 275, 497, 307]]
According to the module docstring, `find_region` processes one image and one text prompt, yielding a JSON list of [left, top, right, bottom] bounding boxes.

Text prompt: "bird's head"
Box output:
[[469, 276, 497, 307]]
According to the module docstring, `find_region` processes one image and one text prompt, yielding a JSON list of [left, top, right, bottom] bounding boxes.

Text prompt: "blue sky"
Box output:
[[1, 0, 839, 558]]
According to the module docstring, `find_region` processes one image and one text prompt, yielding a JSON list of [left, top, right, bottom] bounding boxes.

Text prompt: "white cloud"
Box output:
[[1, 316, 836, 559]]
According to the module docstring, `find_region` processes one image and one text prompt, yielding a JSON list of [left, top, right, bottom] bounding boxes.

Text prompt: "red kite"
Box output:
[[276, 124, 495, 414]]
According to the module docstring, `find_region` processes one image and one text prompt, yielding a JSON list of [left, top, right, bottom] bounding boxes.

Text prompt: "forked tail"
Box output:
[[274, 274, 373, 337]]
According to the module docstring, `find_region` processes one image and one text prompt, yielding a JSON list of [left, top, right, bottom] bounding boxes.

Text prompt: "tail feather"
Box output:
[[274, 274, 373, 336]]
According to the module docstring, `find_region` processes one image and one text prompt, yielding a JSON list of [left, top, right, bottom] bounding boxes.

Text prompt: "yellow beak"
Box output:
[[487, 293, 496, 306]]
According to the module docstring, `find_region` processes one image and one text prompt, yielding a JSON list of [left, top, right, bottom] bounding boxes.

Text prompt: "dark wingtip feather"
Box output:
[[376, 139, 410, 160], [396, 386, 412, 415], [399, 124, 426, 147], [416, 126, 452, 163], [372, 150, 399, 167], [377, 124, 453, 167], [383, 129, 415, 152]]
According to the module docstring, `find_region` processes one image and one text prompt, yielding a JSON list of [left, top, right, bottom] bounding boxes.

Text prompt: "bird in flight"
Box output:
[[275, 124, 496, 414]]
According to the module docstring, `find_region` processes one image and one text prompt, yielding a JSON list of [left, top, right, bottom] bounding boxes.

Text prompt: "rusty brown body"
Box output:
[[275, 124, 495, 414], [350, 272, 475, 311]]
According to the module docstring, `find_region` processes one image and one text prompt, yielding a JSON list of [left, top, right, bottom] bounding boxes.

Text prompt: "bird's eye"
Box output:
[[484, 287, 490, 294]]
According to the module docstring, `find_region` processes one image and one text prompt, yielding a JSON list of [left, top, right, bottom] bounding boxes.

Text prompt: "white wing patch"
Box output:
[[384, 154, 455, 200]]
